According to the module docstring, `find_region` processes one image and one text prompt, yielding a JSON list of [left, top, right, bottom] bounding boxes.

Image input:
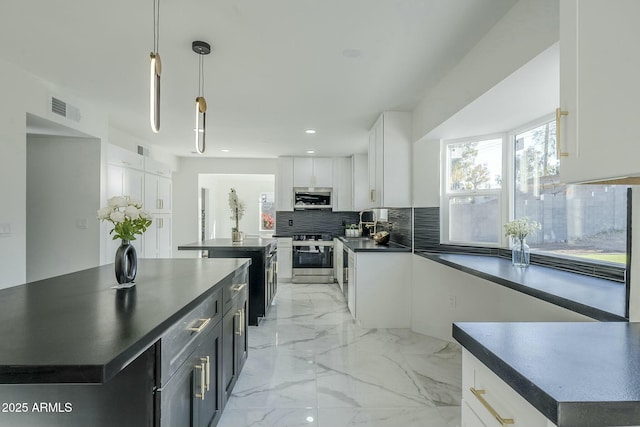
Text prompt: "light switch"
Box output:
[[0, 223, 11, 236], [76, 219, 88, 229]]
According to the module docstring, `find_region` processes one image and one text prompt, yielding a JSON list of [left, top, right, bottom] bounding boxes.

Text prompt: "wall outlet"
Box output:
[[447, 295, 457, 309], [288, 219, 293, 226], [76, 218, 88, 229], [0, 223, 11, 236]]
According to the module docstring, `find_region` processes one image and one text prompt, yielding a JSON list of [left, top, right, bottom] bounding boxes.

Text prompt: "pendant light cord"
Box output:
[[153, 0, 160, 53], [198, 54, 205, 97]]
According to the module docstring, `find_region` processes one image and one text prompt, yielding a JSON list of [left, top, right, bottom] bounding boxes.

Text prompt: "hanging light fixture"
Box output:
[[149, 0, 161, 133], [192, 40, 211, 154]]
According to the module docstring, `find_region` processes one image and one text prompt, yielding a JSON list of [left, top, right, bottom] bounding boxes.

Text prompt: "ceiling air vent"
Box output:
[[50, 96, 81, 122]]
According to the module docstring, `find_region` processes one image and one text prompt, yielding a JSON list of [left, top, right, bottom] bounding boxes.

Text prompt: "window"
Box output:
[[442, 137, 504, 245], [514, 119, 628, 265], [440, 116, 629, 268], [259, 192, 275, 232]]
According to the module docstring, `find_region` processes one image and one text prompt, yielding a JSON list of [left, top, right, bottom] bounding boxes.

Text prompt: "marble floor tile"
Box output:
[[222, 280, 462, 426]]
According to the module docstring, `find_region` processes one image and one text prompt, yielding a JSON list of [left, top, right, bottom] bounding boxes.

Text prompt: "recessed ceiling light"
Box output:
[[221, 149, 230, 153], [306, 150, 315, 154], [305, 129, 316, 134]]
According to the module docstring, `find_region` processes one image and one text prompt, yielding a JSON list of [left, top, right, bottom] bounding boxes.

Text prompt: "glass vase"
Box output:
[[511, 239, 530, 268]]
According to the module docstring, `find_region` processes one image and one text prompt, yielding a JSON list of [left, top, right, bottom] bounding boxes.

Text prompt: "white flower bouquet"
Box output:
[[97, 196, 152, 241], [228, 188, 245, 232], [504, 217, 541, 242]]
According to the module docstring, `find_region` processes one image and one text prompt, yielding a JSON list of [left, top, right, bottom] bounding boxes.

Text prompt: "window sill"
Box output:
[[416, 251, 627, 321]]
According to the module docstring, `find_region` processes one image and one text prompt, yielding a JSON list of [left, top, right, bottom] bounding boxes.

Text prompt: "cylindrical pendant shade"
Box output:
[[149, 52, 161, 133]]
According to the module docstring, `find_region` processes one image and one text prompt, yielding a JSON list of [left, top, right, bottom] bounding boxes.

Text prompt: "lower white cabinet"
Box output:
[[346, 251, 411, 328], [462, 349, 556, 427], [334, 239, 344, 290], [276, 238, 292, 280]]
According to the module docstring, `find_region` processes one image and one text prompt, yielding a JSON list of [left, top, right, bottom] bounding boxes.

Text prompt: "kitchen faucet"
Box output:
[[359, 209, 377, 237]]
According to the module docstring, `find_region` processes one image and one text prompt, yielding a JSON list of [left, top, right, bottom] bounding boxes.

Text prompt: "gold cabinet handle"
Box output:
[[195, 362, 206, 400], [370, 189, 375, 202], [201, 356, 210, 391], [556, 107, 569, 157], [241, 308, 245, 335], [231, 283, 247, 292], [470, 388, 514, 426], [187, 318, 211, 333]]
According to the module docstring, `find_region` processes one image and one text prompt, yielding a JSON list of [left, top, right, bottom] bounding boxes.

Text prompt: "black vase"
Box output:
[[115, 240, 137, 284]]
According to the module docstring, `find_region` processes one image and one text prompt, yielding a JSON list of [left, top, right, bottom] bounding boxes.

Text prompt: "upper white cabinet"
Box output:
[[559, 0, 640, 183], [332, 157, 352, 211], [276, 157, 294, 211], [368, 112, 411, 207], [352, 153, 369, 212], [144, 158, 172, 213], [107, 144, 144, 171], [293, 157, 333, 188]]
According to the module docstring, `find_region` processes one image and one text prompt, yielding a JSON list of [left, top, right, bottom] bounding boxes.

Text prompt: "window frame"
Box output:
[[440, 133, 508, 247]]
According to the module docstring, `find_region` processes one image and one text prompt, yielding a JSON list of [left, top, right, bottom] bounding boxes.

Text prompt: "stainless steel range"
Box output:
[[291, 234, 334, 283]]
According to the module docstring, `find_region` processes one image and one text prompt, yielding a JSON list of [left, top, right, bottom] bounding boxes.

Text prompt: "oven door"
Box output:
[[291, 242, 334, 283]]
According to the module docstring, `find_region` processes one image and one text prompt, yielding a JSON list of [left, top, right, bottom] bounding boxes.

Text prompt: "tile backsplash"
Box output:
[[275, 210, 359, 236]]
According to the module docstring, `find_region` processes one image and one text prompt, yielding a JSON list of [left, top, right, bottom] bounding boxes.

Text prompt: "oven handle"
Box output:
[[292, 242, 334, 247]]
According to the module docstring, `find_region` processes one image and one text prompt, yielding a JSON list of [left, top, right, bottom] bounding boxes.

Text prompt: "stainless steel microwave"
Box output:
[[293, 187, 332, 210]]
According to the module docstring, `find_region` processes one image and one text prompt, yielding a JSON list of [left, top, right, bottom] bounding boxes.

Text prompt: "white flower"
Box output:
[[97, 206, 112, 220], [110, 211, 126, 223], [139, 210, 151, 220], [129, 198, 143, 209], [107, 196, 128, 208], [124, 205, 140, 220]]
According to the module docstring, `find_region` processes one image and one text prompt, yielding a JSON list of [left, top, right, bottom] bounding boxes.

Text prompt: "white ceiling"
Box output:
[[1, 0, 517, 158]]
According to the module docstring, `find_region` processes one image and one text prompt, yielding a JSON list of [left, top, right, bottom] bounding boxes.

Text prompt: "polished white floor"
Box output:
[[218, 281, 462, 427]]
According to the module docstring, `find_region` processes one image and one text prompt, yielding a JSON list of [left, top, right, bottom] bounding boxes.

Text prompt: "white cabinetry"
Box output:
[[352, 153, 369, 212], [144, 158, 172, 213], [276, 238, 292, 280], [334, 238, 344, 290], [276, 157, 294, 211], [293, 157, 333, 188], [367, 112, 411, 207], [559, 0, 640, 184], [462, 349, 556, 427], [144, 214, 172, 258], [346, 250, 411, 328], [332, 157, 352, 211]]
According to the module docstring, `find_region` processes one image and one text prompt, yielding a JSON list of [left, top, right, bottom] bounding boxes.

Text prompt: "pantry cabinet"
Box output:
[[367, 112, 411, 207], [332, 157, 352, 211], [558, 0, 640, 184]]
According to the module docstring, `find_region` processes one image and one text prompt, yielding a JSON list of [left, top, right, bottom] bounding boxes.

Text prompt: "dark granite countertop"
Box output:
[[0, 258, 250, 384], [418, 252, 626, 321], [454, 322, 640, 427], [178, 237, 276, 251], [338, 236, 412, 253]]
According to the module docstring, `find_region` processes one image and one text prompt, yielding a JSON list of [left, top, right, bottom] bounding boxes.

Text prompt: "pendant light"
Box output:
[[149, 0, 161, 133], [192, 40, 211, 154]]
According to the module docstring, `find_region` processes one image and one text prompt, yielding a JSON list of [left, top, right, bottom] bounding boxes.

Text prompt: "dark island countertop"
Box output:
[[454, 322, 640, 427], [418, 252, 626, 321], [338, 236, 411, 253], [178, 237, 276, 251], [0, 258, 250, 384]]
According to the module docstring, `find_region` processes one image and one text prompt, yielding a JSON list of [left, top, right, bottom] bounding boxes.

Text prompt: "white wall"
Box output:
[[411, 0, 559, 142], [26, 135, 101, 281], [0, 58, 109, 288], [198, 174, 275, 239], [412, 255, 592, 342], [172, 157, 277, 258]]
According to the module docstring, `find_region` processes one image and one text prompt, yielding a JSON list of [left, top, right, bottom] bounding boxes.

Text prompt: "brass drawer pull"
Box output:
[[195, 362, 206, 400], [470, 387, 514, 426], [235, 310, 242, 335], [231, 283, 247, 292], [201, 356, 210, 391], [187, 317, 211, 333]]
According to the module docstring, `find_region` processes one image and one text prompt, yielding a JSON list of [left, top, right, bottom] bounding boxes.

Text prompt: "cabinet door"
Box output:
[[157, 176, 172, 212], [145, 174, 171, 212], [352, 154, 369, 211], [236, 295, 249, 375], [293, 157, 313, 187], [347, 251, 356, 318], [157, 214, 172, 258], [559, 0, 640, 183], [278, 247, 292, 279], [333, 157, 352, 211], [368, 122, 378, 207], [313, 157, 333, 188], [276, 157, 294, 211], [196, 322, 223, 427], [222, 306, 240, 405]]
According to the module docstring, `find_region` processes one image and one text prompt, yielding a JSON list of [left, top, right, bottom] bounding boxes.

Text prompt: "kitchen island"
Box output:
[[454, 322, 640, 427], [178, 238, 277, 326], [0, 258, 250, 427]]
